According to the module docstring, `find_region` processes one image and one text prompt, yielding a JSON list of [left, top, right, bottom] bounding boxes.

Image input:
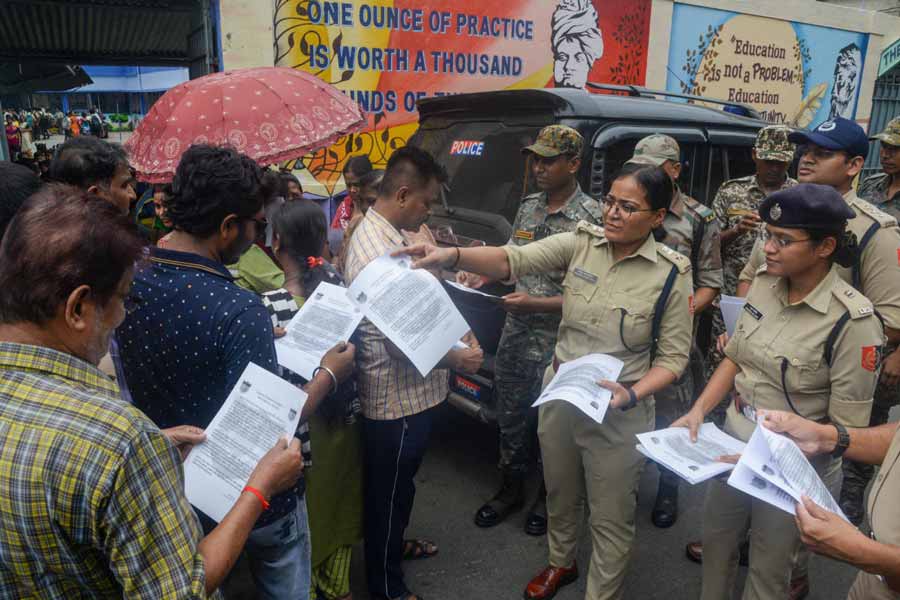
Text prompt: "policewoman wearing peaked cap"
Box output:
[[396, 164, 693, 600], [674, 183, 885, 600]]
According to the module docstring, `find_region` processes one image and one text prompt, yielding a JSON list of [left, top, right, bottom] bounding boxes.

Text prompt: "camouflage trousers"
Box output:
[[494, 320, 556, 475], [841, 351, 900, 498]]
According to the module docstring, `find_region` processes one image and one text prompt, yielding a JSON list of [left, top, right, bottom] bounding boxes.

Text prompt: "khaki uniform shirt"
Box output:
[[712, 174, 798, 295], [853, 425, 900, 599], [859, 172, 900, 222], [739, 190, 900, 330], [343, 208, 448, 420], [723, 267, 883, 441], [504, 222, 693, 383], [505, 185, 603, 351], [661, 189, 724, 290]]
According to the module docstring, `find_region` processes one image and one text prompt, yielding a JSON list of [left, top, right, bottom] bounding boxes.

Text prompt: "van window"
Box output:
[[726, 145, 756, 180], [599, 138, 701, 198], [408, 121, 543, 226]]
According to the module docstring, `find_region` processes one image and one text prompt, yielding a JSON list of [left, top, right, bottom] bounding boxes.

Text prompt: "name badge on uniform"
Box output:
[[743, 303, 763, 321], [573, 267, 598, 285], [514, 229, 534, 241]]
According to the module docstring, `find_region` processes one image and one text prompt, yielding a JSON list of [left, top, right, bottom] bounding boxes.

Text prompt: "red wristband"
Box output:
[[242, 486, 270, 510]]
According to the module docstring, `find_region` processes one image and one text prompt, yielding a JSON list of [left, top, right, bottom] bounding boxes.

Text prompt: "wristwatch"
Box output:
[[831, 423, 850, 458], [622, 387, 639, 411]]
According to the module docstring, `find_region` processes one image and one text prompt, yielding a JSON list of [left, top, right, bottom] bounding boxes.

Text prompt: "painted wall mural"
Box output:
[[666, 3, 869, 129], [273, 0, 651, 195]]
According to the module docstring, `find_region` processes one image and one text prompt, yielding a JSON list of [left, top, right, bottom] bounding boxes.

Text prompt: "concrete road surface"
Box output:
[[230, 402, 859, 600]]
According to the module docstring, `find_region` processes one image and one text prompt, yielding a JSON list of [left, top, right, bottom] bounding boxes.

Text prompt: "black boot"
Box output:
[[475, 470, 524, 528], [651, 470, 679, 528], [524, 481, 547, 536]]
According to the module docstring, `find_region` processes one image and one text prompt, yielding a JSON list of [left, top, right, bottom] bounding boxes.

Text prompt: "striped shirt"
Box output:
[[343, 208, 449, 420], [0, 342, 217, 599]]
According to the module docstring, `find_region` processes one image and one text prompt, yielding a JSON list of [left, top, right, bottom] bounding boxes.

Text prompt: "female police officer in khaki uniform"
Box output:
[[397, 165, 693, 600], [675, 183, 884, 600]]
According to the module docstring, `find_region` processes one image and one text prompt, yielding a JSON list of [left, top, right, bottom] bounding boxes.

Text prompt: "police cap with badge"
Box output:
[[759, 183, 855, 230], [788, 117, 869, 159]]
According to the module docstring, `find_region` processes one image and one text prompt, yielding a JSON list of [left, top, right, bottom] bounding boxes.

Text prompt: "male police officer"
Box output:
[[625, 134, 723, 527], [859, 116, 900, 220], [467, 125, 602, 535]]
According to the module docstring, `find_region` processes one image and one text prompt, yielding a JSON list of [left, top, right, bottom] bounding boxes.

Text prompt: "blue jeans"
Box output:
[[243, 496, 311, 600]]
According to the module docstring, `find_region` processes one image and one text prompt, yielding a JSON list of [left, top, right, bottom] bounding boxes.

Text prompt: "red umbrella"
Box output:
[[125, 67, 364, 183]]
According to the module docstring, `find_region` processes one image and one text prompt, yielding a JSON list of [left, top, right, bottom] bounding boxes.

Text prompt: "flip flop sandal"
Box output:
[[401, 539, 438, 561]]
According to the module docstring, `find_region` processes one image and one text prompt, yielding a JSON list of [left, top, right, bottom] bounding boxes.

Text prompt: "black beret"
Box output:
[[759, 183, 854, 230]]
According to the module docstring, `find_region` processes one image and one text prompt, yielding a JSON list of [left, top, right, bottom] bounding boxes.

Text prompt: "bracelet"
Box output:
[[622, 387, 639, 411], [242, 486, 270, 510], [450, 247, 461, 270], [312, 365, 338, 395]]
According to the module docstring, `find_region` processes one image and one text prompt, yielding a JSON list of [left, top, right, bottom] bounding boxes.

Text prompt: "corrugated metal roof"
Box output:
[[0, 0, 199, 66]]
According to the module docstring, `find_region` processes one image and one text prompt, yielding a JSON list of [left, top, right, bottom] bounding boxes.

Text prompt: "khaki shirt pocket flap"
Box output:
[[564, 269, 599, 302]]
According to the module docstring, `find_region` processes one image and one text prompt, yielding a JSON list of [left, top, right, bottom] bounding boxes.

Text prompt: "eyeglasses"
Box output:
[[602, 195, 656, 217], [761, 229, 811, 249]]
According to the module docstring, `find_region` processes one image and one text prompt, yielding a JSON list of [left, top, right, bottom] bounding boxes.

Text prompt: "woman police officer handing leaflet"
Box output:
[[398, 164, 693, 600], [675, 183, 884, 600]]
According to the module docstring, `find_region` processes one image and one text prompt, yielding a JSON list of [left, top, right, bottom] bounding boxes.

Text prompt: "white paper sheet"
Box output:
[[445, 280, 502, 302], [635, 423, 746, 484], [274, 282, 364, 380], [728, 462, 799, 515], [719, 295, 747, 338], [532, 354, 624, 424], [348, 254, 470, 377], [728, 425, 847, 520], [183, 362, 305, 522]]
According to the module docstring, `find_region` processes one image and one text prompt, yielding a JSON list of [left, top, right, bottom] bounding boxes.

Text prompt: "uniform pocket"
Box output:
[[611, 292, 655, 351], [563, 269, 598, 303], [774, 343, 825, 392]]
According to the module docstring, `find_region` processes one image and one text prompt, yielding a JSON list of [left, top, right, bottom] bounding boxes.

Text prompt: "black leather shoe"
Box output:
[[651, 480, 678, 528], [475, 471, 524, 528], [524, 482, 547, 536]]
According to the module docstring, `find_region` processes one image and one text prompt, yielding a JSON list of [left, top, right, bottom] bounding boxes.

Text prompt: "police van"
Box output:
[[407, 86, 766, 421]]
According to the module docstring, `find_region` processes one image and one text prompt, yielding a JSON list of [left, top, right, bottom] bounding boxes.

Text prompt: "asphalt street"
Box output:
[[231, 402, 861, 600]]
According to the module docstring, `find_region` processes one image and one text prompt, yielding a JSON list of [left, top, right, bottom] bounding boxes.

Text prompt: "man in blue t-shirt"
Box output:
[[117, 145, 354, 600]]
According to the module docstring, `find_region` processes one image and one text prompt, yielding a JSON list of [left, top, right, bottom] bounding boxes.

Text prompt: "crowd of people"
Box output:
[[4, 106, 109, 163], [0, 108, 898, 600]]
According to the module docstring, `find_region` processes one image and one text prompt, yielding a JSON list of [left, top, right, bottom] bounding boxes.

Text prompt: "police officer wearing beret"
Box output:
[[675, 183, 884, 600], [397, 164, 693, 600]]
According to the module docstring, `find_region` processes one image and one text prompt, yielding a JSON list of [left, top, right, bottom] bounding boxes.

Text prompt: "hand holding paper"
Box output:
[[636, 423, 746, 484], [533, 354, 624, 424]]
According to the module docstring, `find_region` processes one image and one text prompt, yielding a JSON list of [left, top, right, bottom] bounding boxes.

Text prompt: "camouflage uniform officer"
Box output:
[[859, 117, 900, 221], [706, 126, 797, 421], [624, 134, 723, 528], [473, 125, 603, 535]]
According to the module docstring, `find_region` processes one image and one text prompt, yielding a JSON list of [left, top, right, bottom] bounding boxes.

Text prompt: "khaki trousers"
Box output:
[[700, 455, 842, 600], [538, 380, 653, 600]]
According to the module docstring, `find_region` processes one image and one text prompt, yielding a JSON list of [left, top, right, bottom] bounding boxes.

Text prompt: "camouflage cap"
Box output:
[[754, 125, 795, 162], [626, 134, 680, 166], [522, 125, 584, 158], [870, 117, 900, 147]]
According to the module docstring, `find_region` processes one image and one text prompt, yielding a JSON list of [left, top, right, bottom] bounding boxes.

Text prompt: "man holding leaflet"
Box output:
[[343, 146, 483, 600], [760, 409, 900, 600], [0, 187, 305, 599], [674, 184, 882, 600]]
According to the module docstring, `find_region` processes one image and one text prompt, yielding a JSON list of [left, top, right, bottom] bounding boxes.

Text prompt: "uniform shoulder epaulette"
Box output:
[[682, 195, 716, 223], [853, 197, 897, 228], [656, 243, 691, 274], [755, 263, 769, 276], [575, 220, 605, 238], [579, 196, 604, 222], [519, 192, 544, 205], [832, 280, 876, 319]]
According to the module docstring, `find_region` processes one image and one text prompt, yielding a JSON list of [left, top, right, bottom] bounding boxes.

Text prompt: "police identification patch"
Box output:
[[743, 303, 763, 320], [514, 229, 534, 241], [862, 345, 883, 372], [573, 267, 598, 284]]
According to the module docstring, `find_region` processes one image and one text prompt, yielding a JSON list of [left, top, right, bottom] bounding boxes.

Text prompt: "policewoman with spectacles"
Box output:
[[397, 164, 693, 600], [674, 183, 884, 600]]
